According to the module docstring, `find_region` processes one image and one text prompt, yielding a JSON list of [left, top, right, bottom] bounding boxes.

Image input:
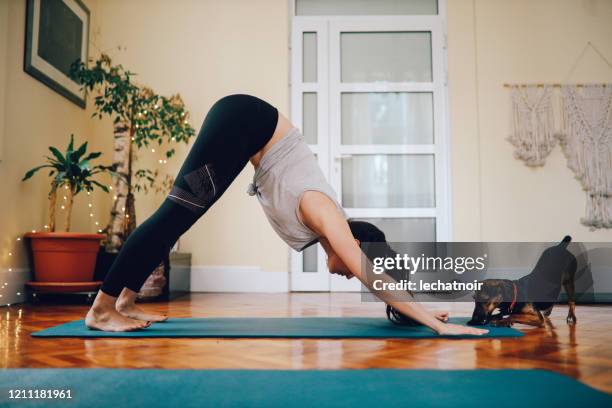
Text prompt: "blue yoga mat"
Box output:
[[0, 369, 609, 408], [31, 317, 522, 338]]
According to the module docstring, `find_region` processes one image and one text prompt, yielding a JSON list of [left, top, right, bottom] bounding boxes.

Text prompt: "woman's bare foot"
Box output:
[[116, 288, 168, 323], [85, 291, 151, 332], [116, 303, 168, 322]]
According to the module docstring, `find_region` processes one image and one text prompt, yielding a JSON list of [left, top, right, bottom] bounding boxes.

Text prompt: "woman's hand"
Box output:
[[436, 323, 489, 336], [433, 311, 449, 322]]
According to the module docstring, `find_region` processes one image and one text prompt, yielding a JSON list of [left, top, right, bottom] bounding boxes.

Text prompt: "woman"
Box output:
[[86, 94, 487, 336]]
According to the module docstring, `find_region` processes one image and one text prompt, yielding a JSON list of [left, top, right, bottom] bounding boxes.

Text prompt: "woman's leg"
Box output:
[[105, 199, 199, 322], [86, 94, 279, 331]]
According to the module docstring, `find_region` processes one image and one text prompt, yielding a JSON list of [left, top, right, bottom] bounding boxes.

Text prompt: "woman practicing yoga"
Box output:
[[86, 94, 488, 336]]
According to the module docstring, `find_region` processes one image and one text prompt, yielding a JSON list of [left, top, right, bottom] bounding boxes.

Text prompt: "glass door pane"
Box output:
[[302, 244, 319, 272], [340, 32, 432, 82], [341, 154, 435, 208], [303, 32, 317, 82], [296, 0, 438, 16], [302, 93, 318, 144], [341, 92, 434, 144]]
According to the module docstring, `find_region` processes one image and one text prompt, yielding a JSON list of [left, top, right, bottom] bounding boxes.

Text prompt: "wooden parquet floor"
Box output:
[[1, 293, 611, 393]]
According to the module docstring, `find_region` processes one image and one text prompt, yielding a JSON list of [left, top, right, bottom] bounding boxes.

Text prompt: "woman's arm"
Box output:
[[299, 191, 488, 336]]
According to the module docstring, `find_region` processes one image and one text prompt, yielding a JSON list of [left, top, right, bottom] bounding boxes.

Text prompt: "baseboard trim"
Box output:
[[190, 266, 289, 293], [0, 267, 30, 306]]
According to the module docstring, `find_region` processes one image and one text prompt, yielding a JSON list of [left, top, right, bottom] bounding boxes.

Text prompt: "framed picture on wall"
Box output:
[[24, 0, 89, 108]]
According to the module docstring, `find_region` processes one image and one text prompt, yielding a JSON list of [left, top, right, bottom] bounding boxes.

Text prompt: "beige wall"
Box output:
[[0, 0, 104, 304], [449, 0, 612, 242], [2, 0, 611, 300], [91, 0, 290, 271], [0, 0, 8, 160]]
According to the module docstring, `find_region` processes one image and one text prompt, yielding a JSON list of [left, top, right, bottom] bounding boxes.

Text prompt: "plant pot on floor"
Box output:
[[25, 232, 105, 282]]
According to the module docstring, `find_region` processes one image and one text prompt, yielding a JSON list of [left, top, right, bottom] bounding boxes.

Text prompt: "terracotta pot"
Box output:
[[25, 232, 105, 282]]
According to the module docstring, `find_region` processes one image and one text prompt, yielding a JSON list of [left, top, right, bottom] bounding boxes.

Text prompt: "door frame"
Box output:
[[289, 1, 452, 292]]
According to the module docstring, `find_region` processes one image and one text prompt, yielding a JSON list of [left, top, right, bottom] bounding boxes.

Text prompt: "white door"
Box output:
[[290, 5, 450, 292]]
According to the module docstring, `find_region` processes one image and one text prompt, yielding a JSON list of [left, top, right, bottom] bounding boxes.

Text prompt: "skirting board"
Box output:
[[190, 266, 289, 293], [0, 268, 29, 306]]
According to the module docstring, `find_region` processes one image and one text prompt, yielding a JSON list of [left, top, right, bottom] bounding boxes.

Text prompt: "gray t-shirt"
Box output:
[[247, 127, 346, 251]]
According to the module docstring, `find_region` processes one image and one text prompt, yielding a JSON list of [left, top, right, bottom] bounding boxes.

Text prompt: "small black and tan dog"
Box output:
[[467, 236, 577, 327]]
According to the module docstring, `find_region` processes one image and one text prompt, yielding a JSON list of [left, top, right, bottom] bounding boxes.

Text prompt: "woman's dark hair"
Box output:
[[347, 219, 395, 264], [347, 220, 387, 245], [347, 220, 418, 326]]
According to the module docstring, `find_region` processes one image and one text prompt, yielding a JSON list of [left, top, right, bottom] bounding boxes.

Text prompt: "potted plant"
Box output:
[[22, 135, 115, 283], [70, 54, 196, 299], [70, 54, 195, 252]]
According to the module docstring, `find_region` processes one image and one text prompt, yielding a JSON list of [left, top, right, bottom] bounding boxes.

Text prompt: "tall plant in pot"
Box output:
[[70, 54, 196, 298], [70, 54, 196, 251], [23, 135, 115, 283]]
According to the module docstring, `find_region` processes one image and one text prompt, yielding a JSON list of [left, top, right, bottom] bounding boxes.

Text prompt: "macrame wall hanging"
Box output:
[[507, 85, 556, 166], [559, 84, 612, 228], [504, 42, 612, 229]]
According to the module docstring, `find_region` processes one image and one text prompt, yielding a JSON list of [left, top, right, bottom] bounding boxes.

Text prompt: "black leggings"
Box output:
[[100, 94, 278, 297]]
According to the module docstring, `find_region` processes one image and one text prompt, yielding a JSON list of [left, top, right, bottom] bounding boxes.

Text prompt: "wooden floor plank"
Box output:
[[1, 293, 611, 393]]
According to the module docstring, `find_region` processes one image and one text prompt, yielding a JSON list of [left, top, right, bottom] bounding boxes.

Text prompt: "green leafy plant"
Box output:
[[70, 54, 196, 251], [22, 135, 115, 232]]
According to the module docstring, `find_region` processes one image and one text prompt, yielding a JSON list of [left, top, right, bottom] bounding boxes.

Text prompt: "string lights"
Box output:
[[2, 109, 177, 306], [1, 194, 105, 304], [1, 233, 32, 305]]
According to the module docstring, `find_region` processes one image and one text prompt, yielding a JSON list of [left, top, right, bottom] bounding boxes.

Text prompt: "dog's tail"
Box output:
[[559, 235, 572, 249]]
